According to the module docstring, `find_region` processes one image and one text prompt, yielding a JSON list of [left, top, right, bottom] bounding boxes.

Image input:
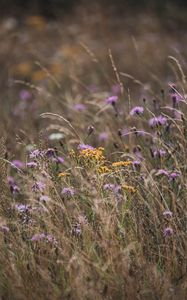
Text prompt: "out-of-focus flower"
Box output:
[[111, 84, 121, 95], [153, 149, 167, 158], [155, 169, 169, 176], [26, 161, 38, 168], [39, 195, 50, 202], [61, 187, 75, 197], [163, 227, 173, 237], [45, 148, 55, 158], [149, 115, 168, 127], [78, 144, 94, 150], [19, 89, 32, 101], [31, 233, 46, 241], [32, 181, 46, 193], [163, 210, 173, 218], [11, 160, 25, 169], [10, 184, 20, 195], [106, 95, 118, 105], [29, 149, 43, 159], [15, 204, 31, 213], [169, 172, 180, 180], [103, 184, 121, 194], [73, 103, 86, 112], [122, 184, 137, 193], [112, 161, 132, 167], [98, 132, 109, 142], [130, 106, 144, 116]]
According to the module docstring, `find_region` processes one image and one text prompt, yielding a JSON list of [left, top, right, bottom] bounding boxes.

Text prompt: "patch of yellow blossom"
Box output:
[[122, 184, 137, 193], [79, 147, 105, 164], [112, 161, 132, 168], [97, 166, 111, 174]]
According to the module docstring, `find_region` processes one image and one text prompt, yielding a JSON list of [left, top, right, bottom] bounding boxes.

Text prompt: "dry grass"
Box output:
[[0, 4, 187, 299]]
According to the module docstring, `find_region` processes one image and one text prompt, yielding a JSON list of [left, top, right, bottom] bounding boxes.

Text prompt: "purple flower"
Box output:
[[106, 95, 118, 105], [163, 210, 173, 218], [19, 89, 32, 101], [61, 187, 75, 197], [10, 184, 20, 194], [8, 176, 15, 186], [32, 181, 46, 193], [40, 195, 50, 202], [29, 149, 43, 159], [56, 156, 64, 164], [11, 160, 25, 169], [111, 84, 121, 95], [78, 144, 94, 150], [98, 132, 109, 142], [26, 161, 38, 168], [103, 184, 121, 194], [45, 148, 55, 158], [163, 227, 173, 237], [130, 106, 144, 116], [153, 149, 167, 158], [156, 169, 169, 176], [15, 204, 31, 213], [74, 103, 86, 112], [31, 233, 46, 241], [169, 172, 180, 180], [149, 115, 168, 127]]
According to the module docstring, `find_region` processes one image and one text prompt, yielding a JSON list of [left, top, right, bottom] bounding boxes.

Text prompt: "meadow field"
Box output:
[[0, 3, 187, 299]]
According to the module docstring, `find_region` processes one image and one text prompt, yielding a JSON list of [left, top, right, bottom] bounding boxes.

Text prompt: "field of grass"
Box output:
[[0, 4, 187, 299]]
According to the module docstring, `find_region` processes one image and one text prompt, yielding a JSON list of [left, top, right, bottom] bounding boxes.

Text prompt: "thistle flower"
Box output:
[[15, 204, 31, 213], [19, 89, 32, 101], [32, 181, 46, 193], [155, 169, 169, 176], [153, 149, 167, 158], [130, 106, 144, 116], [61, 187, 75, 197], [149, 115, 167, 127], [31, 233, 46, 241], [45, 148, 55, 158], [73, 103, 86, 112], [98, 132, 109, 142], [39, 195, 50, 202], [11, 160, 25, 169], [163, 210, 173, 218], [163, 227, 173, 237], [103, 184, 121, 194], [78, 144, 94, 150], [169, 172, 180, 180], [29, 149, 43, 159], [106, 95, 118, 105], [26, 161, 38, 168]]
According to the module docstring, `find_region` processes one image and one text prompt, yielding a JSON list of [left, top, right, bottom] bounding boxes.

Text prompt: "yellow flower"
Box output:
[[122, 184, 136, 193], [97, 166, 111, 174], [79, 147, 105, 163], [112, 161, 132, 168]]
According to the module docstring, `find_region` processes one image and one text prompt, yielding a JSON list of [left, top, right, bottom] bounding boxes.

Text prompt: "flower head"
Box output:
[[78, 144, 94, 150], [106, 95, 118, 105], [130, 106, 144, 116], [32, 181, 46, 193], [163, 227, 173, 237], [61, 187, 75, 197], [163, 210, 173, 218], [74, 103, 86, 112], [149, 115, 167, 127], [11, 160, 25, 169]]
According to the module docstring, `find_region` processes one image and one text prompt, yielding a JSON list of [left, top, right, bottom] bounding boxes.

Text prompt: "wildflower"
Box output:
[[56, 156, 64, 164], [132, 160, 141, 171], [15, 204, 31, 213], [11, 160, 25, 169], [45, 148, 56, 158], [103, 184, 121, 194], [149, 115, 168, 127], [106, 95, 118, 105], [153, 149, 167, 158], [169, 172, 180, 181], [130, 106, 144, 116], [10, 184, 20, 195], [32, 181, 46, 193], [26, 161, 38, 168], [122, 184, 137, 193], [19, 89, 32, 101], [112, 161, 132, 167], [98, 132, 109, 142], [155, 169, 169, 176], [39, 195, 50, 202], [61, 187, 75, 197], [31, 233, 46, 242], [163, 227, 173, 237], [78, 144, 94, 150], [163, 210, 173, 218], [111, 84, 121, 95], [29, 149, 43, 159], [79, 147, 105, 164], [73, 103, 86, 112], [97, 166, 111, 174]]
